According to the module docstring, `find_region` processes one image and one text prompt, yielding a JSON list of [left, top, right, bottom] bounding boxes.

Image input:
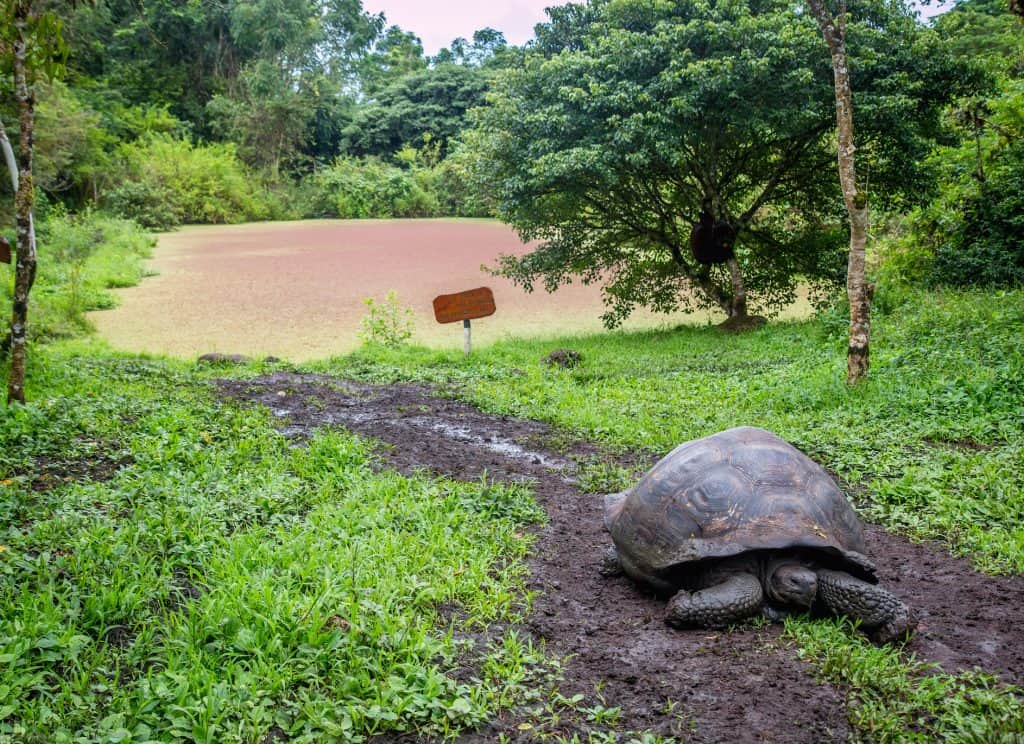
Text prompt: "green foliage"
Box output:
[[107, 136, 274, 228], [434, 28, 510, 68], [0, 1, 71, 83], [789, 618, 1024, 741], [342, 64, 488, 157], [890, 81, 1024, 289], [574, 457, 637, 495], [0, 347, 548, 741], [466, 0, 972, 325], [104, 181, 182, 230], [0, 211, 153, 341], [306, 157, 439, 219], [934, 0, 1024, 74], [60, 0, 383, 147], [359, 290, 416, 348], [358, 25, 428, 96], [31, 81, 112, 204], [206, 58, 318, 176]]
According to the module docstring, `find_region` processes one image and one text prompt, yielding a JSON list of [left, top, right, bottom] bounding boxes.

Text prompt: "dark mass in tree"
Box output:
[[690, 205, 736, 266]]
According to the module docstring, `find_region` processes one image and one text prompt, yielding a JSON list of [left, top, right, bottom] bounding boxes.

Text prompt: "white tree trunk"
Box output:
[[0, 118, 36, 258]]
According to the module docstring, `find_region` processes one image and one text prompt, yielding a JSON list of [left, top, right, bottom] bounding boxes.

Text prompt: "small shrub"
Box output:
[[359, 290, 416, 348], [44, 209, 101, 319], [106, 181, 183, 229]]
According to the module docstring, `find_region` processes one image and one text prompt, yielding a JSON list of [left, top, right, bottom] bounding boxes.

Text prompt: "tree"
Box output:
[[435, 27, 509, 67], [467, 0, 969, 328], [805, 0, 872, 384], [205, 0, 385, 172], [1, 0, 73, 403], [934, 0, 1024, 71], [58, 0, 383, 161], [358, 25, 427, 96]]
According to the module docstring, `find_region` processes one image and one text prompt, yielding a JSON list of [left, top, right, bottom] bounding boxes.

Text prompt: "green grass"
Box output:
[[0, 211, 155, 344], [0, 345, 553, 742], [787, 619, 1024, 742]]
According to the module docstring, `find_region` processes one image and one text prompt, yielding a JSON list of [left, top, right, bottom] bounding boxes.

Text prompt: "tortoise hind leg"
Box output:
[[817, 569, 917, 644], [665, 573, 763, 629]]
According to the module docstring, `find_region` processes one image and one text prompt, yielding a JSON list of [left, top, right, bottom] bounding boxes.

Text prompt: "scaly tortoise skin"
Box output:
[[602, 427, 916, 643]]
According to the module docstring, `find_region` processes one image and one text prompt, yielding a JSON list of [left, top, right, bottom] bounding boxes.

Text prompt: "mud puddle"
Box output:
[[219, 372, 1024, 742]]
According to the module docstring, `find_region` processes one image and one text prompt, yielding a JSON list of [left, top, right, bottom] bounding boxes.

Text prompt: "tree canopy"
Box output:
[[342, 64, 489, 157], [467, 0, 975, 325]]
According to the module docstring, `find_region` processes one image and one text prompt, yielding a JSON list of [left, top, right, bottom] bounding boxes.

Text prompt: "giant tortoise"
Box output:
[[602, 427, 916, 643]]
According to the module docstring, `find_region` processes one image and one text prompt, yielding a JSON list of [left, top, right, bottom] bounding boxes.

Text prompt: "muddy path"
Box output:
[[218, 372, 1024, 742]]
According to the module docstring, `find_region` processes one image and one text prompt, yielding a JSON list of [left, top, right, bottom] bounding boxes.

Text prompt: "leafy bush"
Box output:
[[359, 290, 416, 347], [107, 135, 274, 228], [105, 181, 183, 230], [308, 157, 439, 219], [419, 150, 491, 218]]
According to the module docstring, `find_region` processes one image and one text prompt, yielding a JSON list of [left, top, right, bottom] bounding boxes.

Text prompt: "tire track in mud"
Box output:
[[219, 372, 1024, 742]]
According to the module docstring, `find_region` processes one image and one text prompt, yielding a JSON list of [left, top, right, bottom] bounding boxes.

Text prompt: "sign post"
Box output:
[[432, 287, 496, 355]]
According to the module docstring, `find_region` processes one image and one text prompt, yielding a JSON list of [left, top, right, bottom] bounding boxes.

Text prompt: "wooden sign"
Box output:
[[0, 237, 10, 265], [432, 287, 496, 325]]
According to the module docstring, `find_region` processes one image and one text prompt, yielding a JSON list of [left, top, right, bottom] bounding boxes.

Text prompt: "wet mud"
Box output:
[[219, 372, 1024, 742]]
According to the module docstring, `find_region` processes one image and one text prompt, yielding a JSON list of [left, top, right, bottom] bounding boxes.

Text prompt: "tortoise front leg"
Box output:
[[665, 573, 763, 629], [816, 569, 917, 644]]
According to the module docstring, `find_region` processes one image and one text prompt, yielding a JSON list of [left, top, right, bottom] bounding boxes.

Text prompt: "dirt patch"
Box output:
[[866, 526, 1024, 683], [218, 373, 1024, 740]]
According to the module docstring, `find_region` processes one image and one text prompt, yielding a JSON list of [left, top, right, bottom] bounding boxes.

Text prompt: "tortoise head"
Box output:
[[767, 559, 817, 609]]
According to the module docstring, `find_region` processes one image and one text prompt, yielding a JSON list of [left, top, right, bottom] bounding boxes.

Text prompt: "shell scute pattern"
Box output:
[[607, 427, 873, 579]]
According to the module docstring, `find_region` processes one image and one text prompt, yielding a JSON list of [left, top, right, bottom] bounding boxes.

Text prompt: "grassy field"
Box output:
[[2, 220, 1023, 741], [0, 346, 557, 742]]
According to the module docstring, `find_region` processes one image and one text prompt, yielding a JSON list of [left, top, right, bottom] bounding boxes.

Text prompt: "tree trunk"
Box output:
[[7, 4, 38, 405], [726, 257, 748, 318], [807, 0, 871, 385]]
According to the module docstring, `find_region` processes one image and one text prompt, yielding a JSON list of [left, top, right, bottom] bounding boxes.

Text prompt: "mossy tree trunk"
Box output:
[[807, 0, 872, 385], [6, 2, 39, 404]]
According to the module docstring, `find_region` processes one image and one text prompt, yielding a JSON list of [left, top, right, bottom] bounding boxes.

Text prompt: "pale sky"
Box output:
[[362, 1, 954, 56], [361, 0, 569, 54]]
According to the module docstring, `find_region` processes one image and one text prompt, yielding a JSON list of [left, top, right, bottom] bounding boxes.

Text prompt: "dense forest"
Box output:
[[2, 0, 518, 228], [2, 0, 1015, 270], [1, 0, 1022, 318]]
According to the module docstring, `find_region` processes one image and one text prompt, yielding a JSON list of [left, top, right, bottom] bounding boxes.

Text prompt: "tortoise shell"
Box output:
[[605, 427, 877, 582]]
